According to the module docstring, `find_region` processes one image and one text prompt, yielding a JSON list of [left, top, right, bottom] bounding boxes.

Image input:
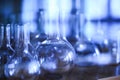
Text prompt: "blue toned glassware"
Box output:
[[67, 0, 100, 66], [0, 24, 15, 79], [4, 23, 41, 80], [36, 23, 75, 73], [36, 10, 76, 75]]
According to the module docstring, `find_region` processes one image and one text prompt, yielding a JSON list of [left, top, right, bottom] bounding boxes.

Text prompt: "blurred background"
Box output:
[[1, 0, 120, 21], [0, 0, 120, 40]]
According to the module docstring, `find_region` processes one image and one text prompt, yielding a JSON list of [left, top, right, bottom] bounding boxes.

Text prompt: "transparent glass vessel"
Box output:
[[36, 7, 76, 80], [0, 24, 15, 79], [36, 20, 75, 73], [4, 23, 41, 80], [67, 0, 101, 66]]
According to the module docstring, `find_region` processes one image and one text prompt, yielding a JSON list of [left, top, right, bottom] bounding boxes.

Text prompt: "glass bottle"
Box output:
[[0, 24, 15, 79], [4, 23, 41, 80]]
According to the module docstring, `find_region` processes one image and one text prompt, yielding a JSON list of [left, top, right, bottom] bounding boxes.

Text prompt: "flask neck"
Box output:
[[45, 19, 61, 40], [22, 24, 31, 52], [15, 23, 31, 53], [1, 24, 11, 48]]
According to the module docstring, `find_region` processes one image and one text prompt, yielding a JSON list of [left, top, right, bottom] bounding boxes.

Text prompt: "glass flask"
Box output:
[[67, 0, 100, 66], [0, 24, 15, 79], [36, 0, 75, 74], [4, 23, 41, 80], [36, 20, 75, 72]]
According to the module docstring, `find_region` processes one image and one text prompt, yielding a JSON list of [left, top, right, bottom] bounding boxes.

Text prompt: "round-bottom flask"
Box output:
[[36, 15, 75, 80], [37, 38, 75, 73]]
